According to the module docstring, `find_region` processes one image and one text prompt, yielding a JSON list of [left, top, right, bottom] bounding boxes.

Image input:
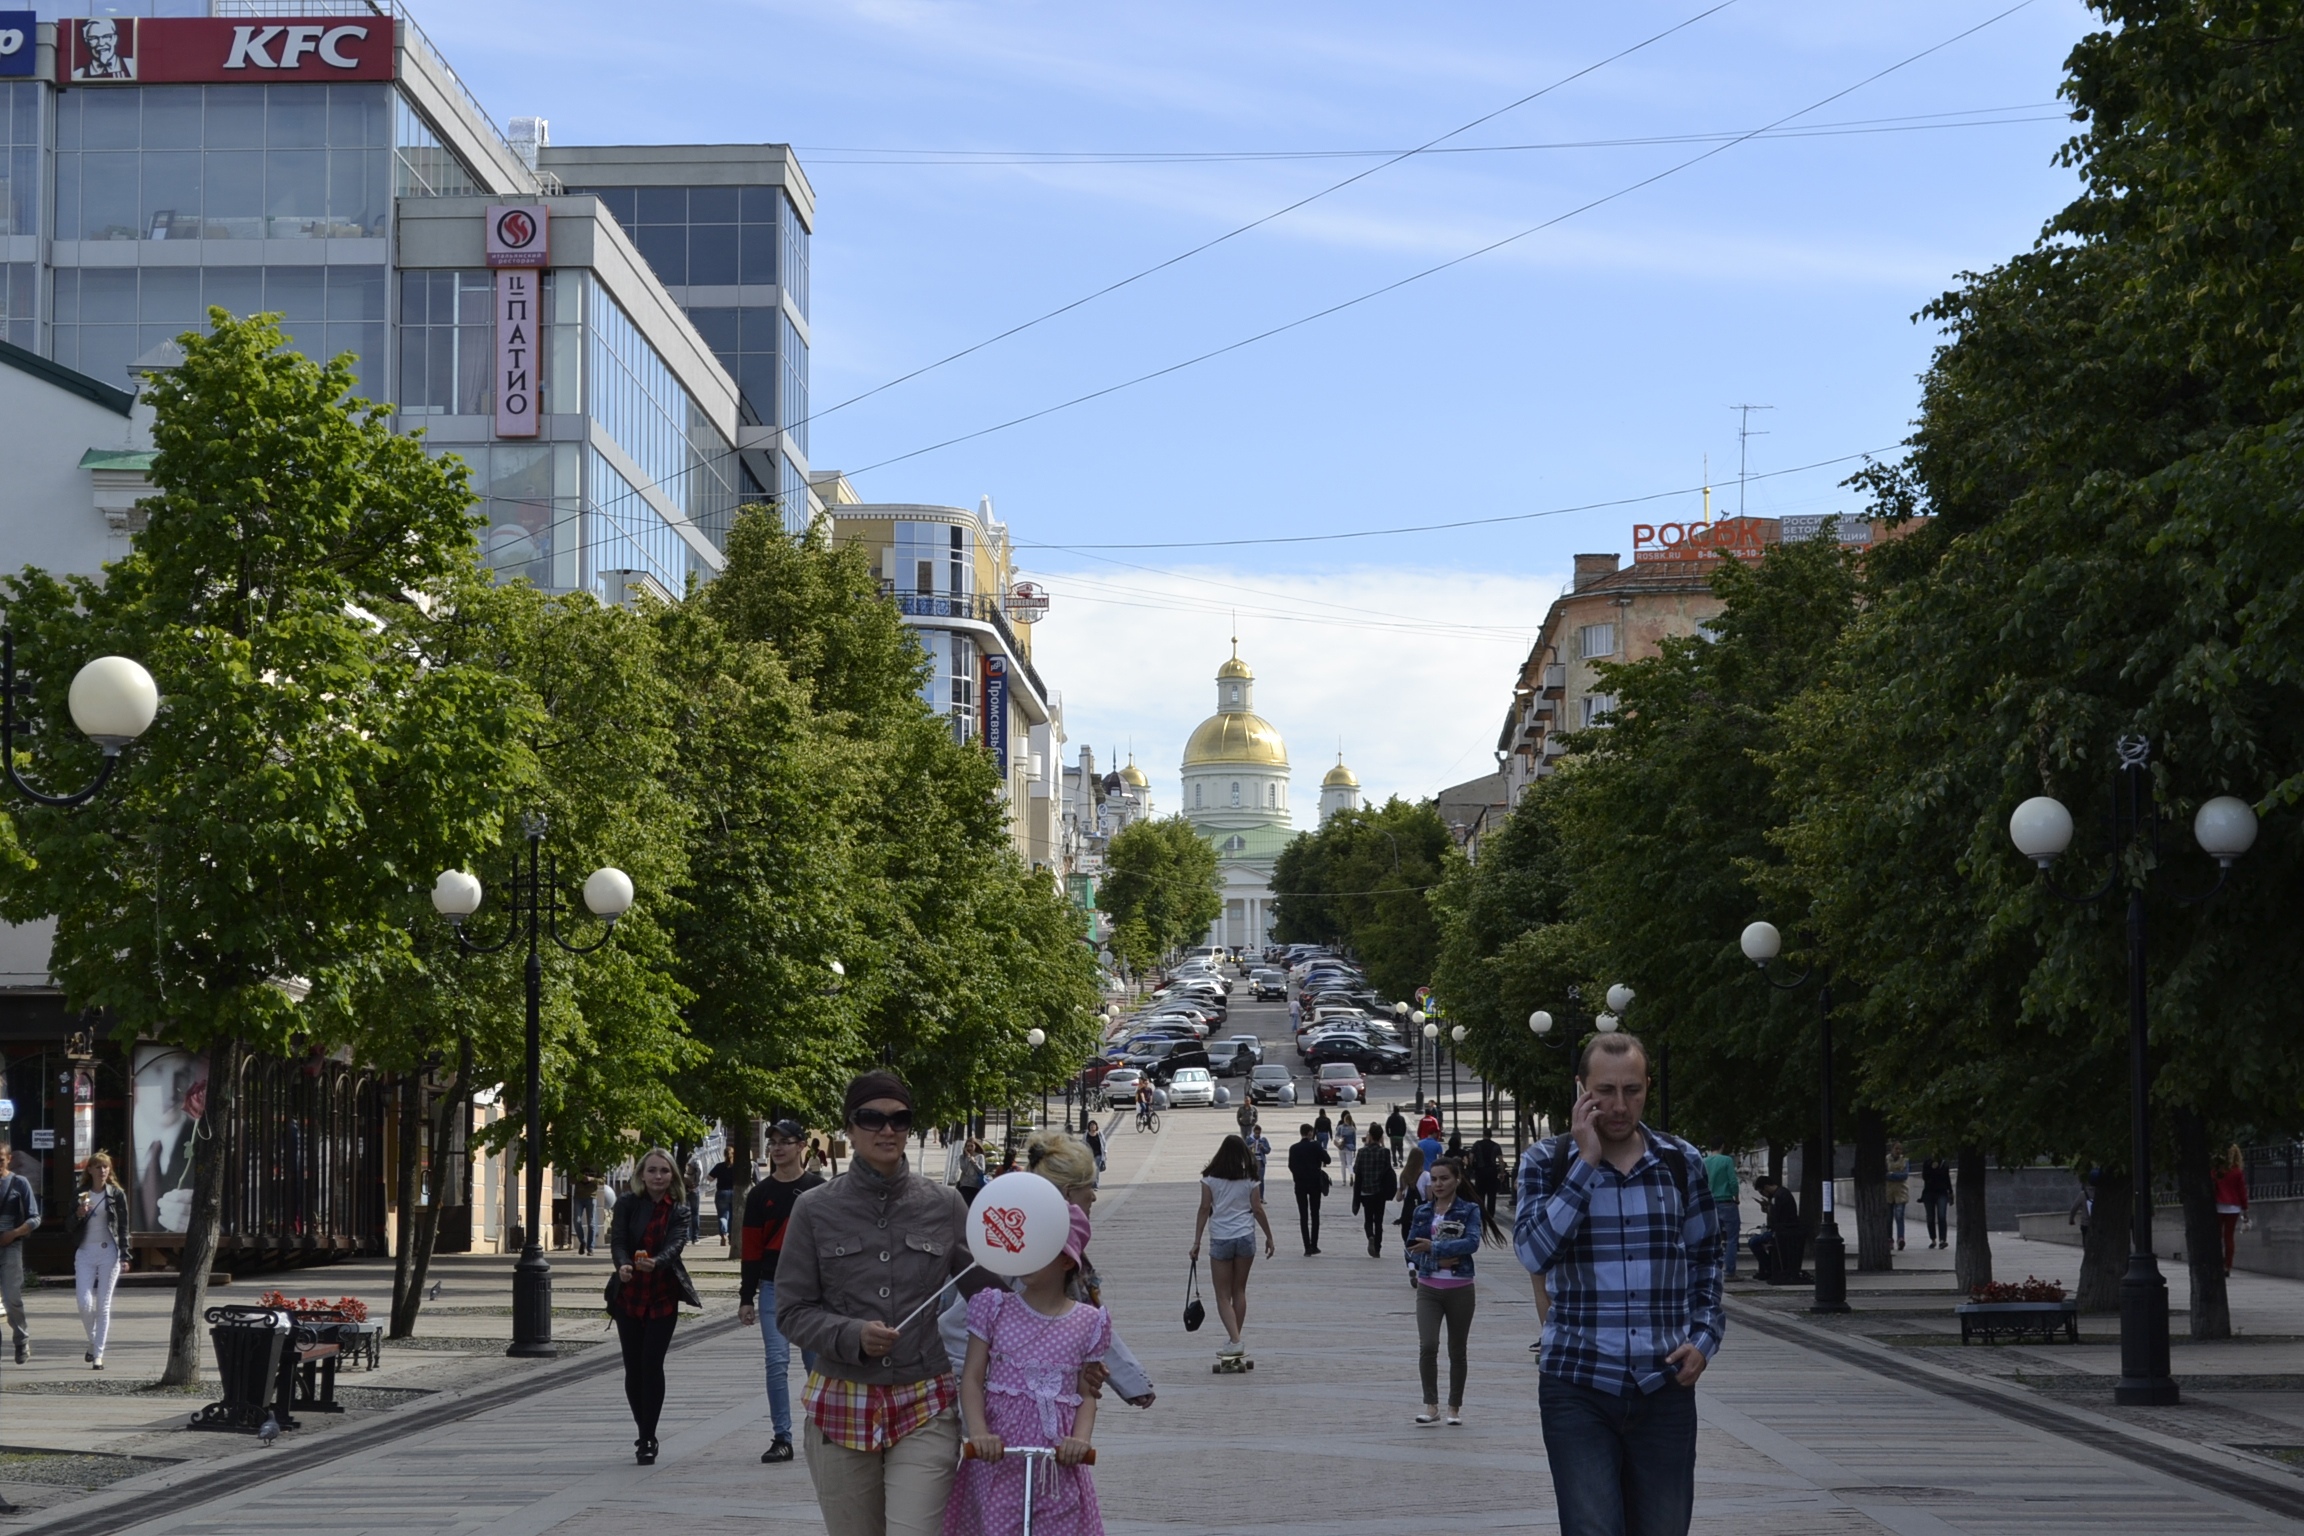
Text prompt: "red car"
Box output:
[[1313, 1061, 1366, 1105]]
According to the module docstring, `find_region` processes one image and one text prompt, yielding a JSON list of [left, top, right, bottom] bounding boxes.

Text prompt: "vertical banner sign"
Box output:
[[487, 204, 550, 439], [982, 655, 1010, 775], [494, 269, 540, 437], [72, 1067, 94, 1173]]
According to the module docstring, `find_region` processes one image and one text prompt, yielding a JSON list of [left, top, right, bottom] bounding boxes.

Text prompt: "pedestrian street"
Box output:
[[20, 1102, 2297, 1536]]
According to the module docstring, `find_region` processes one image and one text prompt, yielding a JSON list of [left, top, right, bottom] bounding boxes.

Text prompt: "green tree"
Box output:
[[0, 313, 526, 1382], [1271, 798, 1449, 1002], [1101, 817, 1222, 964]]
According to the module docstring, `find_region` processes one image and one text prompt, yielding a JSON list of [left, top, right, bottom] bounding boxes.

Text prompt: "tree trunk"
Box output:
[[388, 1072, 423, 1338], [391, 1037, 472, 1339], [1853, 1106, 1890, 1272], [160, 1036, 241, 1387], [2174, 1107, 2231, 1341], [1953, 1144, 1992, 1293], [2077, 1165, 2130, 1314], [1766, 1141, 1785, 1186], [1798, 1133, 1823, 1245]]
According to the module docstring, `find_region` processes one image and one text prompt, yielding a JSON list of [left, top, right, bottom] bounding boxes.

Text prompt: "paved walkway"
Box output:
[[12, 1066, 2299, 1535]]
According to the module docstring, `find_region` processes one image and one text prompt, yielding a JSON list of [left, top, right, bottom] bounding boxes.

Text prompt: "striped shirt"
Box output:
[[1514, 1129, 1724, 1395]]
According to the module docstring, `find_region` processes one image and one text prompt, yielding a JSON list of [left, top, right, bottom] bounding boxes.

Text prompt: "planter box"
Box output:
[[1956, 1299, 2078, 1345]]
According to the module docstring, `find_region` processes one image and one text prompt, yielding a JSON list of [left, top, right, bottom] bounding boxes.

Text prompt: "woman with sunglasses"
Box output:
[[778, 1072, 990, 1536]]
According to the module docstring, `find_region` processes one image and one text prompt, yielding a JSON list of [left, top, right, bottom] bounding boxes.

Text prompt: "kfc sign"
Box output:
[[1630, 515, 1774, 565], [58, 17, 397, 83]]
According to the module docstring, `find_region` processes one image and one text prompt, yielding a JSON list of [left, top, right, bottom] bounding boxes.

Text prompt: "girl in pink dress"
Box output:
[[946, 1207, 1109, 1536]]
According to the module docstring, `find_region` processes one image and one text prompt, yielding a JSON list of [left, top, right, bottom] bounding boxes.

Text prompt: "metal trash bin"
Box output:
[[189, 1305, 289, 1432]]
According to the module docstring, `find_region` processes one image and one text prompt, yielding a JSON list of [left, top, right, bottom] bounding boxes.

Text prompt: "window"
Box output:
[[1223, 834, 1247, 852], [1582, 694, 1618, 728], [1230, 782, 1241, 807], [950, 525, 968, 598], [395, 269, 496, 414], [1, 82, 37, 243], [581, 274, 741, 550], [1578, 623, 1616, 660], [949, 633, 977, 742], [1194, 784, 1203, 808], [394, 92, 480, 198], [1228, 684, 1240, 706], [52, 262, 383, 395]]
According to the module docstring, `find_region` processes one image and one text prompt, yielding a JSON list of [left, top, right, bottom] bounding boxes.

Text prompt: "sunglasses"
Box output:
[[850, 1108, 915, 1133]]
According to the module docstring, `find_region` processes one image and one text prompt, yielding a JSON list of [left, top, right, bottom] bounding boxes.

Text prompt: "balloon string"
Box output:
[[894, 1261, 982, 1333]]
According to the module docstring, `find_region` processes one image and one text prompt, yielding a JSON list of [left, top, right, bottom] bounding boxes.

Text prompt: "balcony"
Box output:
[[878, 584, 1048, 703]]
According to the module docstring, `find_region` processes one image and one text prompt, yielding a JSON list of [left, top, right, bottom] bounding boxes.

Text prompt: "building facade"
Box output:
[[822, 496, 1062, 868], [0, 5, 818, 611], [1180, 647, 1291, 951], [1318, 756, 1360, 824]]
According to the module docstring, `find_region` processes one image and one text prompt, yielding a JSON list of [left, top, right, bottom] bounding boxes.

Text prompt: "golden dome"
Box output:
[[1323, 759, 1359, 789], [1119, 760, 1149, 788], [1183, 711, 1289, 768], [1217, 655, 1253, 681]]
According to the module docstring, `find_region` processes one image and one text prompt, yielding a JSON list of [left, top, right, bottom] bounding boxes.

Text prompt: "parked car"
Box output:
[[1103, 1068, 1146, 1108], [1206, 1039, 1254, 1078], [1247, 1064, 1298, 1106], [1222, 1034, 1265, 1067], [1305, 1033, 1412, 1075], [1249, 969, 1289, 1000], [1166, 1066, 1217, 1107], [1313, 1060, 1366, 1105]]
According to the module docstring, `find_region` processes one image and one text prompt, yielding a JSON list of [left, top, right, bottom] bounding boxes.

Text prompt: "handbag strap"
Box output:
[[1185, 1256, 1200, 1300]]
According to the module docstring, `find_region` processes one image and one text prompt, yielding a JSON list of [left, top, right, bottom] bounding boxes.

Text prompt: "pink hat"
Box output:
[[1062, 1204, 1092, 1270]]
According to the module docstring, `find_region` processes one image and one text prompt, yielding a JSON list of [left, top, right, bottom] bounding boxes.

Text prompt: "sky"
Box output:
[[428, 0, 2099, 816]]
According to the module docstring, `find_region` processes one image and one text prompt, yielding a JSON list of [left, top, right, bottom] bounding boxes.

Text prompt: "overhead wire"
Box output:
[[792, 2, 1742, 433], [839, 1, 2038, 483]]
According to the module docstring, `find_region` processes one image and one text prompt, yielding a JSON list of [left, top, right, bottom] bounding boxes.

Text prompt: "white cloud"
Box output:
[[1019, 562, 1557, 819]]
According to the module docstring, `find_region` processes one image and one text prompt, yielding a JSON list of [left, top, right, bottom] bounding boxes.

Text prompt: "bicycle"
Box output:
[[1135, 1108, 1162, 1134]]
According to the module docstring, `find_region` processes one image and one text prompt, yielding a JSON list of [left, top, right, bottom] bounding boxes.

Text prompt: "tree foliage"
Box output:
[[1099, 816, 1222, 965], [1271, 797, 1449, 1001]]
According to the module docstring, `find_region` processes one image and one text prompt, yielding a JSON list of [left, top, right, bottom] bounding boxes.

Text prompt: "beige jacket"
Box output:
[[775, 1155, 988, 1385]]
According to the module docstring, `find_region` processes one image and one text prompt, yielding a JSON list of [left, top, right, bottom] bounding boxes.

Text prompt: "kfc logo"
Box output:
[[73, 16, 135, 79], [59, 17, 395, 84], [222, 24, 371, 70]]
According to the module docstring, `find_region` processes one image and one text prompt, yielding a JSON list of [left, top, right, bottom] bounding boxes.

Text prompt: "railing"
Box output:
[[878, 586, 1050, 704], [213, 0, 525, 181], [2243, 1141, 2304, 1201]]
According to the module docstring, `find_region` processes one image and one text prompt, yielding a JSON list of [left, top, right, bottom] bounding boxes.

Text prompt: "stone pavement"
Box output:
[[7, 1071, 2299, 1534]]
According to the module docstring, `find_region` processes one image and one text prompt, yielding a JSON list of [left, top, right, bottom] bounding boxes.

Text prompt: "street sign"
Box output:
[[0, 1099, 13, 1122], [29, 1128, 54, 1149], [1003, 582, 1050, 624]]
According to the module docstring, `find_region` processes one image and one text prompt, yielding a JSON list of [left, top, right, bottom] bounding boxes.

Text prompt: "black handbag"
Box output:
[[1183, 1258, 1206, 1332]]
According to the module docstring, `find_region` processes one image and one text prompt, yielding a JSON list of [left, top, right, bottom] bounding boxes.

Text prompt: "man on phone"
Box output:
[[1515, 1031, 1721, 1536]]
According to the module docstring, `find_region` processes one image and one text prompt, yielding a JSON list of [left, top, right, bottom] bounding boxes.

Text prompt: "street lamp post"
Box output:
[[1420, 1018, 1439, 1125], [433, 815, 634, 1358], [1028, 1027, 1048, 1129], [2007, 735, 2257, 1407], [0, 637, 160, 805], [1448, 1023, 1467, 1136], [1739, 921, 1847, 1314]]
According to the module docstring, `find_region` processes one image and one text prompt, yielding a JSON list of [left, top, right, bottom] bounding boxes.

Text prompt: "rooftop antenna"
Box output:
[[1731, 405, 1773, 518], [1702, 453, 1712, 527]]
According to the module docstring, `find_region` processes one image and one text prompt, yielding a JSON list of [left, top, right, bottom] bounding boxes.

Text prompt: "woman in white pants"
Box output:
[[71, 1151, 129, 1369]]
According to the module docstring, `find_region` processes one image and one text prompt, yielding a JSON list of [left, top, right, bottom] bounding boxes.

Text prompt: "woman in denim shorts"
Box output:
[[1189, 1135, 1276, 1368]]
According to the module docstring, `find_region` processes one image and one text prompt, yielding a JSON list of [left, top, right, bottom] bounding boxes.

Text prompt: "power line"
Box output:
[[1014, 445, 1896, 552], [794, 105, 2065, 165], [840, 2, 2039, 483], [795, 2, 1741, 432]]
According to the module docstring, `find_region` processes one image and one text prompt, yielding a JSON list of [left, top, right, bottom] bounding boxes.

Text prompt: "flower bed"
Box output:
[[1969, 1276, 2066, 1304], [258, 1291, 370, 1323]]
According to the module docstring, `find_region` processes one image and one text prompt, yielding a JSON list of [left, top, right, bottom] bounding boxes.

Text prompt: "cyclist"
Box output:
[[1135, 1076, 1157, 1130]]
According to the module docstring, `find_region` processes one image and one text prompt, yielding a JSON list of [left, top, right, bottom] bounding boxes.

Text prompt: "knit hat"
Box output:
[[1062, 1204, 1092, 1271], [843, 1070, 913, 1122]]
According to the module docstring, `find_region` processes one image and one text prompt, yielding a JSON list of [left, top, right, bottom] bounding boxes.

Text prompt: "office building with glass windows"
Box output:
[[0, 1, 817, 601]]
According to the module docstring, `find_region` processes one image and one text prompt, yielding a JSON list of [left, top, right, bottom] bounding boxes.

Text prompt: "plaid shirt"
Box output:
[[1515, 1129, 1724, 1395], [802, 1369, 957, 1453]]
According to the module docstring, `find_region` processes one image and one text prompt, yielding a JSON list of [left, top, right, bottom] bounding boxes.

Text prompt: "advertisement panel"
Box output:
[[495, 268, 541, 438], [57, 17, 396, 83], [131, 1044, 208, 1233], [484, 204, 550, 269], [982, 654, 1009, 775], [0, 12, 35, 78], [1630, 515, 1773, 565]]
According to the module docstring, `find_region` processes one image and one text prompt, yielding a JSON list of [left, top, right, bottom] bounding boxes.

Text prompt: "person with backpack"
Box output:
[[1516, 1031, 1722, 1536], [1353, 1127, 1398, 1257]]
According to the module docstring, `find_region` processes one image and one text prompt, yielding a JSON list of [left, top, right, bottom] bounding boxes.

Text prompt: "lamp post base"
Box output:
[[508, 1247, 557, 1358], [2113, 1252, 2179, 1406], [1811, 1220, 1851, 1313]]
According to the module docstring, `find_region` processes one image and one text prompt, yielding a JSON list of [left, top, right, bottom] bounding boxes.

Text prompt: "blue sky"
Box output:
[[436, 0, 2095, 812]]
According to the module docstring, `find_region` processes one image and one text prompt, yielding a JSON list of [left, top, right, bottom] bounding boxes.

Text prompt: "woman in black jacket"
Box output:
[[1918, 1155, 1955, 1250], [70, 1151, 130, 1369], [610, 1147, 700, 1464]]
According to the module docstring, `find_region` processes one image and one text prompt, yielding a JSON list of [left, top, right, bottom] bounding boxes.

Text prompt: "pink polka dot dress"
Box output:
[[943, 1288, 1112, 1536]]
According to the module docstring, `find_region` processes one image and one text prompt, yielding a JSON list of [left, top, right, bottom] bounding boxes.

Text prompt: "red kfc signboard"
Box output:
[[58, 17, 397, 84]]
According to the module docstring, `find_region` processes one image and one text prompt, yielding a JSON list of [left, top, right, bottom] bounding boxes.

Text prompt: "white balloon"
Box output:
[[966, 1171, 1073, 1277]]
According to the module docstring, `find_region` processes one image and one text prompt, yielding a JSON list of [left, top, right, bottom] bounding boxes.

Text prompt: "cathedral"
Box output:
[[1180, 645, 1358, 951]]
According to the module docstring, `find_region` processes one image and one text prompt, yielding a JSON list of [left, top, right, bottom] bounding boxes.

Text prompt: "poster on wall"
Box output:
[[132, 1044, 207, 1233], [72, 1066, 93, 1174]]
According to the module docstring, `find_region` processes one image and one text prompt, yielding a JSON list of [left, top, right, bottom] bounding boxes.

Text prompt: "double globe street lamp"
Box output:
[[1529, 990, 1627, 1139], [2007, 735, 2257, 1407], [432, 814, 635, 1359]]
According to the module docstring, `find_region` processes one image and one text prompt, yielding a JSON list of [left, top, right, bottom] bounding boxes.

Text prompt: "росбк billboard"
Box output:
[[56, 16, 397, 83]]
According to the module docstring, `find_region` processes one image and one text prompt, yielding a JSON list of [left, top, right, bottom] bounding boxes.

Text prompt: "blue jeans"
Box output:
[[574, 1200, 597, 1255], [1719, 1207, 1740, 1277], [716, 1189, 734, 1239], [1539, 1375, 1697, 1536], [755, 1280, 817, 1441]]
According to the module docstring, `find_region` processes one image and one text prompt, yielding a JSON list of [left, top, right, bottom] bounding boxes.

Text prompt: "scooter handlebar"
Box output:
[[961, 1442, 1097, 1465]]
